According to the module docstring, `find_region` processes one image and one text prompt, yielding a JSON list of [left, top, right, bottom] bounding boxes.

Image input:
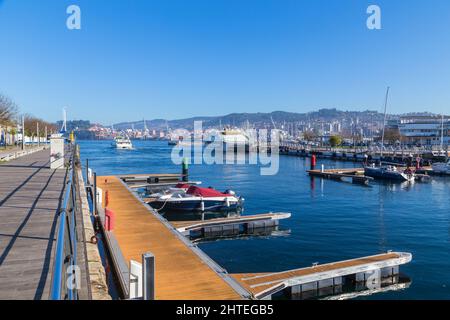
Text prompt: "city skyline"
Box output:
[[1, 1, 450, 123]]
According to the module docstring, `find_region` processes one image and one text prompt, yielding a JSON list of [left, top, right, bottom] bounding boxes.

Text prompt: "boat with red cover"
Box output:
[[149, 185, 244, 212]]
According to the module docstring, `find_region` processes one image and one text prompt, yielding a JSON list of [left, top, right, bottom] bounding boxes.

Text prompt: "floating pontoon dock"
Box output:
[[170, 212, 291, 236], [308, 168, 373, 185], [232, 252, 412, 300], [96, 176, 248, 299], [93, 174, 412, 300]]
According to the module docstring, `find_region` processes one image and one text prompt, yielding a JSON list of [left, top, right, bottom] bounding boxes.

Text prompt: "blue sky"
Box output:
[[0, 0, 449, 124]]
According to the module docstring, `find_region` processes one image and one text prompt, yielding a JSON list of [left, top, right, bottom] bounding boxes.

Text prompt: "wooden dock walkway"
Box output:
[[231, 252, 412, 299], [97, 176, 245, 300], [0, 149, 67, 300]]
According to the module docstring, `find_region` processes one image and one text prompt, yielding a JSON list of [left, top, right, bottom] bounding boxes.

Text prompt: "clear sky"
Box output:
[[0, 0, 449, 124]]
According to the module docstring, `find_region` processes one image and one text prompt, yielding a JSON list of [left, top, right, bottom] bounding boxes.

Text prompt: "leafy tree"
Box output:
[[329, 135, 342, 147]]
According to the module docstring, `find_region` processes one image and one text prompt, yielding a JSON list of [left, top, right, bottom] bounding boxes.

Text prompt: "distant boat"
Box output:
[[364, 164, 414, 182], [432, 159, 450, 174], [112, 136, 133, 150]]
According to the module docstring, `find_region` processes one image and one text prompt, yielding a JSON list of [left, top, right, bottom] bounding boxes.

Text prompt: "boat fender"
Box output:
[[200, 200, 205, 212], [105, 208, 116, 231]]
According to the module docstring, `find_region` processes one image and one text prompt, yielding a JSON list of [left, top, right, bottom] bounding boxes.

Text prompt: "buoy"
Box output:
[[311, 154, 316, 170]]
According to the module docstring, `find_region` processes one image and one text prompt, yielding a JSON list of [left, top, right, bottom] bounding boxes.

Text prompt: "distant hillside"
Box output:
[[113, 109, 388, 130]]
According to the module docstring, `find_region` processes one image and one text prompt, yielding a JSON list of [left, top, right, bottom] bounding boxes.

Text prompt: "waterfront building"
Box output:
[[397, 115, 450, 146]]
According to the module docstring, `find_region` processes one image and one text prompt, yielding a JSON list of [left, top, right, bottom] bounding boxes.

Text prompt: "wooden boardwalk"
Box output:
[[97, 176, 243, 300], [0, 150, 68, 300]]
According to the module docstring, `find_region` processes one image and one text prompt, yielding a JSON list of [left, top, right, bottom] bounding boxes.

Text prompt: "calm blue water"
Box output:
[[79, 140, 450, 300]]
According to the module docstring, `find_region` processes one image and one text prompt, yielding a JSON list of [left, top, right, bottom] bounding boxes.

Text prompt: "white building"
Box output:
[[398, 116, 450, 146]]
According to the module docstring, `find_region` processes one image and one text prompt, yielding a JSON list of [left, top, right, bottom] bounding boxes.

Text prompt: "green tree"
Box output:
[[329, 135, 342, 147]]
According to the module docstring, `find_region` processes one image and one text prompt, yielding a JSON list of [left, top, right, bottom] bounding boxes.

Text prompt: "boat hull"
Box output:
[[150, 199, 242, 212], [364, 167, 412, 182]]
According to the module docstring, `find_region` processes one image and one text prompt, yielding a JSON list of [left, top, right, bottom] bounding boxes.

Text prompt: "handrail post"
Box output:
[[142, 253, 155, 300], [86, 159, 89, 186], [93, 172, 97, 215]]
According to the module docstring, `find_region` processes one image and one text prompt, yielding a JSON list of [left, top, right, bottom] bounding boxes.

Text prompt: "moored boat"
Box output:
[[364, 164, 414, 182], [149, 185, 244, 212], [432, 159, 450, 174]]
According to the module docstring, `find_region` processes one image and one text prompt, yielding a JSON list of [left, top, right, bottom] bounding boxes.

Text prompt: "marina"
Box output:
[[2, 139, 450, 300], [78, 140, 450, 300]]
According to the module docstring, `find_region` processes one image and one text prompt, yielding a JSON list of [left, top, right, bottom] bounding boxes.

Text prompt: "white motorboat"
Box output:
[[113, 136, 133, 149], [149, 185, 244, 212]]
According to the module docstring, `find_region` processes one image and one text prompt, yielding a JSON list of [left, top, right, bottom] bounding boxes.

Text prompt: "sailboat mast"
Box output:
[[380, 86, 390, 158], [441, 114, 444, 152]]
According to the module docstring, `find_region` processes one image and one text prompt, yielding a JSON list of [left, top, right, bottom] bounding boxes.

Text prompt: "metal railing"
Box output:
[[50, 144, 80, 300]]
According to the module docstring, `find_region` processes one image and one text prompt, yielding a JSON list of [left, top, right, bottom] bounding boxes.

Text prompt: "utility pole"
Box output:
[[45, 126, 48, 144]]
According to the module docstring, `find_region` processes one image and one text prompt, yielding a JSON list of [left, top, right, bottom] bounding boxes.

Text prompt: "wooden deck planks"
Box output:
[[0, 150, 67, 300], [97, 176, 241, 300]]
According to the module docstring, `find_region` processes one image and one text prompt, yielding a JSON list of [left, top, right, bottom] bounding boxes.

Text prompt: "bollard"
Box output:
[[321, 164, 325, 173], [142, 253, 155, 300], [182, 157, 189, 182]]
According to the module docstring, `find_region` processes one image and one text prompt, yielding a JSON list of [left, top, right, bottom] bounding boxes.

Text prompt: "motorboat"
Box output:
[[364, 164, 414, 182], [432, 159, 450, 174], [113, 136, 133, 149], [148, 185, 244, 212]]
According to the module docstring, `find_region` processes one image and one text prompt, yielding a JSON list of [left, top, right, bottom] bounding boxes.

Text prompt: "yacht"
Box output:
[[113, 136, 133, 149]]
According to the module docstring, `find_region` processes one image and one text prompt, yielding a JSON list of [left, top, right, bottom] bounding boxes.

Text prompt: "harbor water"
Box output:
[[79, 140, 450, 300]]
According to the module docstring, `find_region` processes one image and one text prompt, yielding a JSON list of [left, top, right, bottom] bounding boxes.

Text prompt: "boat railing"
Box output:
[[50, 143, 80, 300]]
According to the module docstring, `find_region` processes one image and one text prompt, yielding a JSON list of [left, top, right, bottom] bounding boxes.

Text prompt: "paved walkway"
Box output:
[[0, 150, 67, 299]]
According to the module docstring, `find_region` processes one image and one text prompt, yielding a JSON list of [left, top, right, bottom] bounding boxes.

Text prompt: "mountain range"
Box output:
[[112, 109, 391, 130]]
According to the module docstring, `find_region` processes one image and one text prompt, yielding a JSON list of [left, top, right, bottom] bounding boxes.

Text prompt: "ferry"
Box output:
[[112, 136, 133, 150]]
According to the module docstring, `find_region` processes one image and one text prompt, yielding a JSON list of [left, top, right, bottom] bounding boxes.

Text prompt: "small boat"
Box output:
[[113, 136, 133, 149], [432, 159, 450, 175], [149, 185, 244, 212], [364, 164, 414, 182]]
